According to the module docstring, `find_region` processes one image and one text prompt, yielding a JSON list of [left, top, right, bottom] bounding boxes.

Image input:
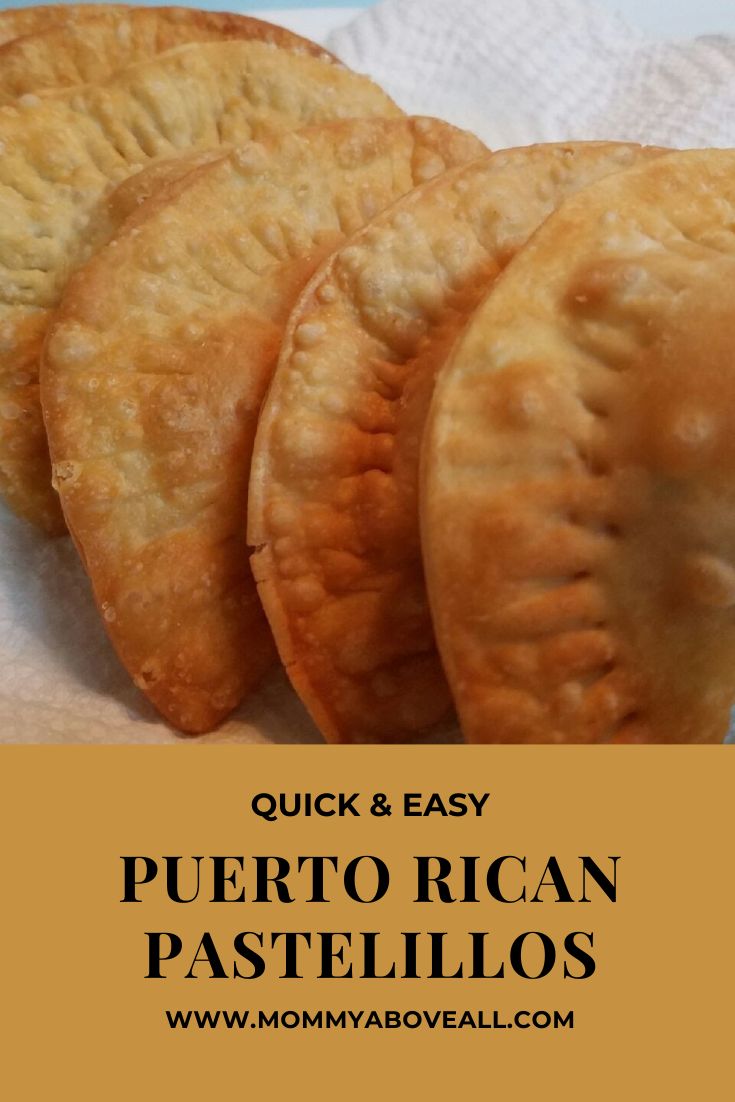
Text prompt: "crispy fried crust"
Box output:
[[41, 118, 484, 733], [423, 148, 735, 744], [0, 5, 335, 54], [248, 142, 662, 743], [0, 8, 336, 103], [103, 149, 229, 228], [0, 40, 400, 533], [0, 3, 129, 43]]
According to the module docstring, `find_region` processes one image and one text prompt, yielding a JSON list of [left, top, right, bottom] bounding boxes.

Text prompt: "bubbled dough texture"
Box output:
[[0, 4, 129, 44], [0, 5, 305, 48], [0, 9, 335, 104], [249, 142, 660, 743], [42, 118, 484, 733], [0, 39, 400, 534], [103, 149, 230, 229], [423, 149, 735, 744]]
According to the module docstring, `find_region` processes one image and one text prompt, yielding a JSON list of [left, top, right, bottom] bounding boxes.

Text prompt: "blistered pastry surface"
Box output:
[[43, 118, 482, 731], [0, 7, 336, 103], [0, 39, 400, 531], [424, 148, 735, 743], [249, 142, 659, 741]]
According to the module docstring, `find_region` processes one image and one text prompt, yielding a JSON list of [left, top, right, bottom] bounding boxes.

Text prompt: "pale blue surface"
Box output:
[[0, 0, 372, 9], [3, 0, 735, 37]]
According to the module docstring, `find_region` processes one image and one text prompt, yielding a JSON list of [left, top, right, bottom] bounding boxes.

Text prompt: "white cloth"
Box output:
[[328, 0, 735, 149], [4, 0, 735, 742]]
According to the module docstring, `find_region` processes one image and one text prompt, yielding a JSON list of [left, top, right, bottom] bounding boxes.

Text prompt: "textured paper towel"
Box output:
[[328, 0, 735, 149], [3, 0, 735, 743]]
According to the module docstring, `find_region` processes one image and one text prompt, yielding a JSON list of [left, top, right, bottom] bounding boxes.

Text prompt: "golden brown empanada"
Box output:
[[248, 142, 662, 742], [42, 118, 484, 732], [423, 148, 735, 744], [0, 39, 400, 533], [0, 7, 334, 103]]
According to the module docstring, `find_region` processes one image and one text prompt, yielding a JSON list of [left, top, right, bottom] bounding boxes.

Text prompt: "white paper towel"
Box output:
[[4, 0, 735, 743], [328, 0, 735, 150]]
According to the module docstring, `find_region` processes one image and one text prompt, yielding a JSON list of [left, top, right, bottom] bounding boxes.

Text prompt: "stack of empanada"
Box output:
[[2, 5, 733, 744]]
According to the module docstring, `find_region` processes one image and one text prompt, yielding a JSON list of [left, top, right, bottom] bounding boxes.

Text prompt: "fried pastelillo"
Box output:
[[0, 8, 334, 103], [0, 39, 400, 533], [248, 142, 662, 742], [42, 118, 484, 733], [423, 147, 735, 744]]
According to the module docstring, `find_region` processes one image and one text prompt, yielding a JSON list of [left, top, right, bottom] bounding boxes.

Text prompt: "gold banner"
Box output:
[[1, 746, 732, 1098]]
